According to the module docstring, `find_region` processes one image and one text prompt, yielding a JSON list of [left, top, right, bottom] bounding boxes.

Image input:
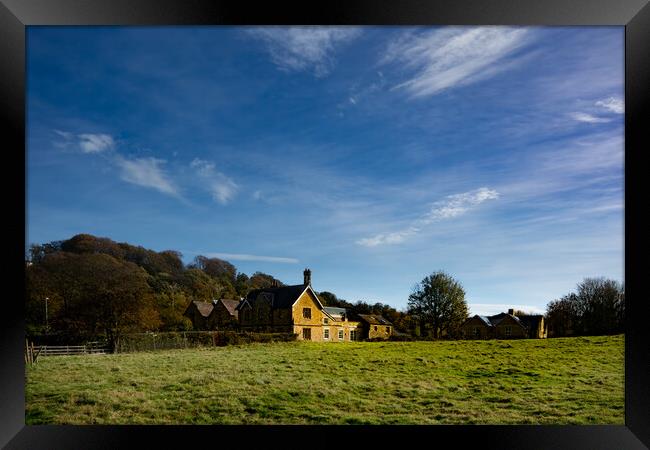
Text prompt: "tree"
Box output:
[[546, 293, 579, 337], [181, 268, 222, 301], [317, 291, 339, 306], [407, 271, 469, 339], [25, 252, 160, 347], [545, 277, 624, 337], [235, 273, 250, 297], [576, 277, 624, 335], [249, 272, 282, 289], [190, 255, 237, 283]]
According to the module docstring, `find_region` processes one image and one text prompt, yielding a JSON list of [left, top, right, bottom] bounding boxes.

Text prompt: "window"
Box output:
[[386, 327, 390, 334], [473, 327, 480, 337], [302, 308, 311, 319], [338, 329, 344, 340], [505, 326, 512, 336], [323, 317, 329, 324], [324, 328, 330, 339], [350, 330, 357, 341], [302, 328, 311, 340], [374, 326, 378, 331]]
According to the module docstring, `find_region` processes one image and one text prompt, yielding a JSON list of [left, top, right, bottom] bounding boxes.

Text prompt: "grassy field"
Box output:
[[25, 335, 624, 425]]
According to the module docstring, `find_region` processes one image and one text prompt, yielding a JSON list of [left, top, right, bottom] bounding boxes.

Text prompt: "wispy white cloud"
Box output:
[[190, 158, 238, 205], [570, 112, 611, 123], [204, 252, 299, 264], [53, 130, 73, 140], [595, 97, 624, 114], [78, 133, 115, 153], [382, 27, 530, 98], [245, 26, 361, 77], [53, 130, 115, 153], [114, 155, 179, 197], [357, 187, 499, 247], [344, 71, 387, 108]]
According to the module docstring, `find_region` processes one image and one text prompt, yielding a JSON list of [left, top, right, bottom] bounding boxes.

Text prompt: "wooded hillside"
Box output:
[[25, 234, 410, 345]]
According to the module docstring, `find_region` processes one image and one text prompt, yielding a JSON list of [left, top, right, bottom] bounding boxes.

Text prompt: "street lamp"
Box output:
[[44, 297, 49, 335]]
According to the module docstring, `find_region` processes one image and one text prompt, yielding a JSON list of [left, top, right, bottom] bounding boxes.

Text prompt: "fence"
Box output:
[[25, 340, 109, 364], [116, 330, 297, 353], [37, 342, 109, 356]]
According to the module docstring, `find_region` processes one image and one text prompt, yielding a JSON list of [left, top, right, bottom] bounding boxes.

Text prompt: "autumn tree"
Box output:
[[25, 252, 160, 347], [190, 255, 237, 282], [407, 271, 469, 339], [249, 272, 282, 289], [181, 268, 222, 301]]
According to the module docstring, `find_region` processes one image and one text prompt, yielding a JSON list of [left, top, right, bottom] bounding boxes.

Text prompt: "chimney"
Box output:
[[271, 279, 279, 288], [508, 308, 514, 315], [303, 268, 311, 286]]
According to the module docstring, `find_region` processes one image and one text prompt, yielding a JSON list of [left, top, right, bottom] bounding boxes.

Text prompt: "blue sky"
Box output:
[[26, 26, 624, 315]]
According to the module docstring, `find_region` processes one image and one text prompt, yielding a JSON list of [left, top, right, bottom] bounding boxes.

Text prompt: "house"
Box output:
[[183, 300, 214, 331], [357, 314, 393, 339], [515, 313, 547, 339], [235, 269, 386, 342], [183, 298, 240, 331], [460, 308, 547, 339], [206, 298, 240, 330]]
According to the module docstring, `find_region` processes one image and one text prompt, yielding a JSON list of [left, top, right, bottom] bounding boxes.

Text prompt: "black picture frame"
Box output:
[[2, 0, 648, 448]]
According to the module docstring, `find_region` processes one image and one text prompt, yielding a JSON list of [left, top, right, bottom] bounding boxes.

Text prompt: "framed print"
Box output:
[[2, 0, 649, 448]]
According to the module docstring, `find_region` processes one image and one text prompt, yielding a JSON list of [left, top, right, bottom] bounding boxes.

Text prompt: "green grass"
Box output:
[[25, 335, 624, 425]]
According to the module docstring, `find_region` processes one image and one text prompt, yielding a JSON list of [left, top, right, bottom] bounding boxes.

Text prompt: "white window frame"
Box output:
[[323, 317, 329, 325], [323, 327, 330, 339], [338, 329, 344, 340]]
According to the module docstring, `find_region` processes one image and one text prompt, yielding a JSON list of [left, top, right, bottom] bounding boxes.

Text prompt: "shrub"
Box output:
[[116, 331, 297, 352]]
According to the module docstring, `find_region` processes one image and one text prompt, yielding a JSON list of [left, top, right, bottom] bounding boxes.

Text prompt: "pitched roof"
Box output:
[[323, 306, 347, 318], [190, 301, 214, 317], [487, 312, 526, 328], [464, 313, 526, 328], [477, 315, 493, 327], [213, 298, 240, 317], [237, 284, 310, 310], [358, 314, 393, 326], [516, 315, 544, 329]]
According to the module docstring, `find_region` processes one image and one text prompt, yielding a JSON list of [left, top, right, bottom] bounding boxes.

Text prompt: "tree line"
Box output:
[[26, 234, 284, 347], [25, 233, 624, 346], [545, 277, 624, 337]]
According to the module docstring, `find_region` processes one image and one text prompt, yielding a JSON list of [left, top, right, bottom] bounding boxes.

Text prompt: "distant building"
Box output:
[[183, 269, 394, 341], [357, 314, 393, 339], [183, 300, 214, 331], [460, 309, 547, 339], [207, 298, 240, 330], [183, 298, 240, 331], [235, 269, 392, 342]]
